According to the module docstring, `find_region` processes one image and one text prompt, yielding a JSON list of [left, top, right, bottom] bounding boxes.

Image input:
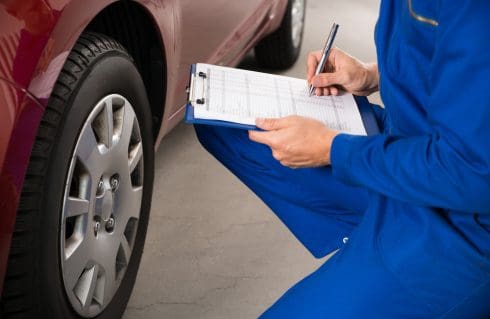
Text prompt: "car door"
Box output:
[[172, 0, 274, 110]]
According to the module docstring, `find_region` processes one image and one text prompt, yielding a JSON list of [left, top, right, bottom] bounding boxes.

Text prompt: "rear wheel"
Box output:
[[254, 0, 306, 69], [1, 32, 154, 318]]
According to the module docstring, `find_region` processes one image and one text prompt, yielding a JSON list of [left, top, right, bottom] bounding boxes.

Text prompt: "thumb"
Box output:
[[255, 117, 290, 131], [311, 72, 342, 88]]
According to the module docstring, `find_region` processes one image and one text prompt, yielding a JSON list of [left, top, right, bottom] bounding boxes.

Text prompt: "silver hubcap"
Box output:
[[291, 0, 305, 48], [60, 94, 144, 317]]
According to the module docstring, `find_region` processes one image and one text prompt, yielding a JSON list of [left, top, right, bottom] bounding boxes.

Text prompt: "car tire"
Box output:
[[254, 0, 306, 69], [1, 33, 154, 318]]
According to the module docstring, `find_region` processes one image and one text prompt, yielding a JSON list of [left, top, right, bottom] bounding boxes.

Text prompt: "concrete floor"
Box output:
[[124, 1, 380, 318]]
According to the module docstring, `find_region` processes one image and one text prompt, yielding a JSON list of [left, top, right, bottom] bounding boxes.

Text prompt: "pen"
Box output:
[[309, 23, 339, 96]]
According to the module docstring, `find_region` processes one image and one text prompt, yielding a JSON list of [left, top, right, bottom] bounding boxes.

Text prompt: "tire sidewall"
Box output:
[[254, 0, 306, 69], [39, 52, 154, 318]]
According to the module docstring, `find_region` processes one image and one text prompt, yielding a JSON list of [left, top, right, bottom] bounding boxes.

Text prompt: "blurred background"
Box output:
[[124, 0, 380, 318]]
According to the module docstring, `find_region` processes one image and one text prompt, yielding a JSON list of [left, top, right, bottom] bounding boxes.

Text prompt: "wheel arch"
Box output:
[[84, 1, 167, 138], [28, 0, 169, 140]]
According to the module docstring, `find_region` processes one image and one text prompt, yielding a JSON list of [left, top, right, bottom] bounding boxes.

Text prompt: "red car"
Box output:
[[0, 0, 305, 318]]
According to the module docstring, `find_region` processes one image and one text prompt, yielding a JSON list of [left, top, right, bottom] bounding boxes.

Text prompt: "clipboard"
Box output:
[[185, 64, 380, 135], [353, 95, 380, 135]]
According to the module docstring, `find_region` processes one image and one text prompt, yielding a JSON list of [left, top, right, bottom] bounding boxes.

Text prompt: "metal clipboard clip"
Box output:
[[187, 70, 208, 106]]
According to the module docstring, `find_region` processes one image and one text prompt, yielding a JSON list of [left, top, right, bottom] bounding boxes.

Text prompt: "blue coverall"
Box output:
[[194, 0, 490, 317]]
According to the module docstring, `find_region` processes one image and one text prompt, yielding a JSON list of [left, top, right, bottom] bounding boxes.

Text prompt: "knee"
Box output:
[[194, 124, 217, 153], [193, 124, 246, 159]]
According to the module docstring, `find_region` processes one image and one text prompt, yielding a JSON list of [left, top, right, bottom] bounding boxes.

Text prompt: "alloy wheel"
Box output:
[[60, 94, 144, 318]]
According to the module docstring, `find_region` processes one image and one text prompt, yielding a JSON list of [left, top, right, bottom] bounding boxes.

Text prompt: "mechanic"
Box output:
[[195, 0, 490, 317]]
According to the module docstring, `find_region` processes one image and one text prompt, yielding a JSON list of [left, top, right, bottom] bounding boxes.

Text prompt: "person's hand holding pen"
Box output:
[[249, 28, 381, 168], [307, 47, 380, 97]]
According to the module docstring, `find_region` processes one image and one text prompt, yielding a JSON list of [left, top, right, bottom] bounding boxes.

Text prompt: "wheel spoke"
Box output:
[[123, 186, 143, 220], [119, 102, 136, 149], [74, 264, 99, 311], [63, 239, 91, 291], [128, 142, 143, 173], [65, 197, 90, 218], [112, 187, 142, 248], [103, 99, 114, 149], [101, 256, 116, 305], [76, 125, 100, 172], [130, 187, 143, 218]]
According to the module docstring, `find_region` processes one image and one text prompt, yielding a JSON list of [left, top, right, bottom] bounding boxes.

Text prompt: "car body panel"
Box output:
[[0, 0, 288, 293], [156, 0, 287, 142], [0, 78, 43, 293]]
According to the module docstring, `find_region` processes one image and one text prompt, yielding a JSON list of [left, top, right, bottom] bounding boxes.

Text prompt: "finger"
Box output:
[[315, 87, 323, 96], [330, 86, 339, 96], [248, 130, 275, 146], [327, 47, 339, 65], [322, 87, 331, 96], [272, 150, 283, 161], [255, 117, 291, 131], [280, 161, 299, 169], [308, 48, 339, 83], [307, 51, 322, 82], [312, 72, 342, 88]]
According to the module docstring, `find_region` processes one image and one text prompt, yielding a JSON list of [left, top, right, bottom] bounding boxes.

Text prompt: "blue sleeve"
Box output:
[[331, 1, 490, 213]]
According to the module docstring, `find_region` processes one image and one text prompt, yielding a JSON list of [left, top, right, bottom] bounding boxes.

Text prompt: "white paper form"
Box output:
[[192, 63, 367, 135]]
